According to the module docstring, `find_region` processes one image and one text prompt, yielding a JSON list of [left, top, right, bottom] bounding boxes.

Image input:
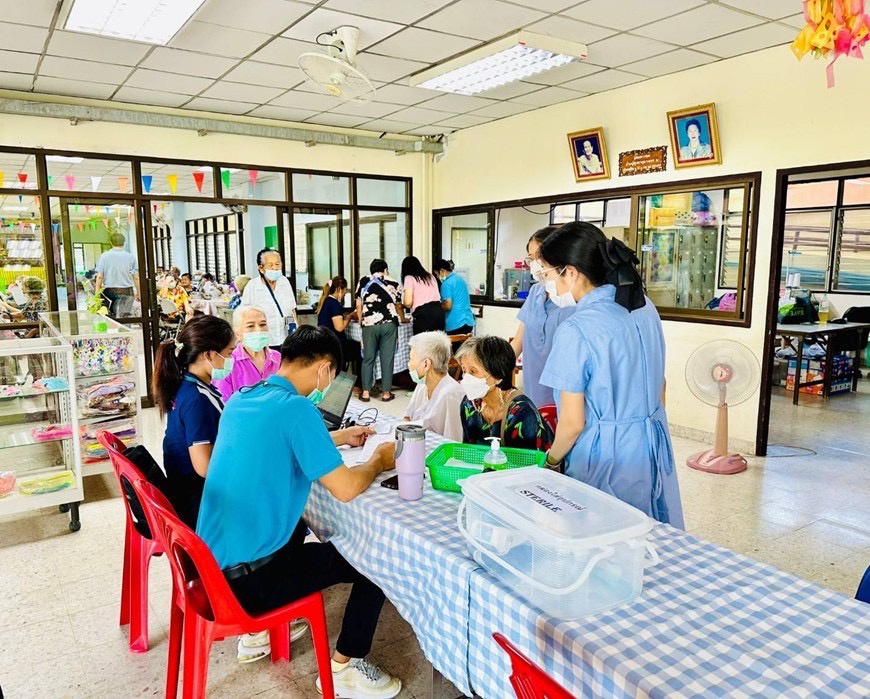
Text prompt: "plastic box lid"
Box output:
[[460, 468, 651, 549]]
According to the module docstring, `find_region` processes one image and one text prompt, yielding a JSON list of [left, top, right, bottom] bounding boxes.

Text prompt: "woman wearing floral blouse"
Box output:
[[456, 335, 553, 452], [355, 258, 406, 402]]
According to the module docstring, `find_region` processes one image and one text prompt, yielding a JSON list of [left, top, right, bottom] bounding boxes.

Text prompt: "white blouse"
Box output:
[[404, 374, 466, 442]]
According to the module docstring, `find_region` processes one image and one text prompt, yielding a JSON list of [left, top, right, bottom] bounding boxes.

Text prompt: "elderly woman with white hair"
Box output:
[[403, 331, 465, 441], [213, 305, 281, 403]]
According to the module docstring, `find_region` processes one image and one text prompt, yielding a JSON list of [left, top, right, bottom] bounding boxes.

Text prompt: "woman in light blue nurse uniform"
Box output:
[[538, 222, 684, 528], [510, 226, 575, 409]]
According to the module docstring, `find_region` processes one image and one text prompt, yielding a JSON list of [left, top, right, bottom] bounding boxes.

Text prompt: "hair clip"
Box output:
[[174, 340, 184, 357]]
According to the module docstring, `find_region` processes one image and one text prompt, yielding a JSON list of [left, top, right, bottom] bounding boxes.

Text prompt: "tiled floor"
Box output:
[[1, 385, 868, 698]]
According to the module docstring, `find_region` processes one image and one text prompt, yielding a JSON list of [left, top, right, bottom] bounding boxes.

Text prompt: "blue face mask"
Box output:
[[263, 269, 283, 282], [210, 355, 234, 382], [307, 365, 332, 405]]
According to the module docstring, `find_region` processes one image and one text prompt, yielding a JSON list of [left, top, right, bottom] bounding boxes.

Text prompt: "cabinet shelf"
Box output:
[[0, 387, 69, 401], [0, 422, 73, 450]]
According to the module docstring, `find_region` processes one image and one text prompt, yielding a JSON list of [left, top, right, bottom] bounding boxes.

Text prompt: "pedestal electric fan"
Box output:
[[685, 339, 760, 475]]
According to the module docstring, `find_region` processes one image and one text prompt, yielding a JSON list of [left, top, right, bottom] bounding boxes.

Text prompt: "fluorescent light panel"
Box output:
[[46, 155, 84, 163], [411, 31, 587, 96], [65, 0, 206, 45]]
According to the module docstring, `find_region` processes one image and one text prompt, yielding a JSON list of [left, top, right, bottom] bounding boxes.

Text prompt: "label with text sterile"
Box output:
[[514, 483, 586, 514]]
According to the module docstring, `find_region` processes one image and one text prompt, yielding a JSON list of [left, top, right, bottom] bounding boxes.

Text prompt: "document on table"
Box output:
[[339, 434, 395, 467]]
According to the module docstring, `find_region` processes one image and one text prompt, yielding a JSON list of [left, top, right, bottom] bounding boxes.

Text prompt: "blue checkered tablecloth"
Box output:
[[303, 410, 475, 695], [346, 321, 413, 382], [467, 523, 870, 698]]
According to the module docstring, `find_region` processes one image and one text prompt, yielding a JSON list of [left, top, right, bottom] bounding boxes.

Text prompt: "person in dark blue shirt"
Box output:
[[152, 315, 236, 528], [316, 276, 360, 379], [197, 326, 402, 698]]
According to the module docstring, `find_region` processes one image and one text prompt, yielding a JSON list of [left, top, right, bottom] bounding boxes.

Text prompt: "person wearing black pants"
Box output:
[[228, 520, 384, 659], [197, 326, 402, 697]]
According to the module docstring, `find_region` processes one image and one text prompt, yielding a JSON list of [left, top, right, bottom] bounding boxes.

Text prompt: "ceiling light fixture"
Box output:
[[46, 155, 84, 163], [409, 31, 587, 96], [63, 0, 206, 45]]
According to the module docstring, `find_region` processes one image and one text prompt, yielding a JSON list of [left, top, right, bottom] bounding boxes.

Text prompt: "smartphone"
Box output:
[[381, 475, 400, 490]]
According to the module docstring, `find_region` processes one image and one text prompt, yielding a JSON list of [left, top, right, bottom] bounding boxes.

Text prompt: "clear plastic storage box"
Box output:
[[458, 469, 658, 620]]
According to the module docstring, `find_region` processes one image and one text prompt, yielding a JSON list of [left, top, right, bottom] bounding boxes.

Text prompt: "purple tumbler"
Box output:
[[394, 424, 426, 501]]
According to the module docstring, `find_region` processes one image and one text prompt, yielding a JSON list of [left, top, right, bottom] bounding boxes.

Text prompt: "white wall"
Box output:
[[433, 46, 870, 447]]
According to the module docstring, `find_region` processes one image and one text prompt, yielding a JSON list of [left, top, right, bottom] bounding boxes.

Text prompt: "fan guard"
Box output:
[[298, 26, 376, 102], [685, 339, 760, 407]]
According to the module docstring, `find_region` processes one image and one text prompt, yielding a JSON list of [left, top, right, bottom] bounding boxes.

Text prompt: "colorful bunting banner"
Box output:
[[0, 172, 4, 188], [52, 223, 59, 234], [47, 175, 54, 189], [248, 170, 259, 187], [102, 218, 109, 228], [167, 174, 178, 195], [77, 222, 84, 232], [65, 175, 76, 190], [90, 176, 102, 192], [221, 169, 231, 191], [17, 195, 22, 203], [85, 205, 90, 214], [141, 175, 153, 194], [17, 173, 27, 186], [90, 221, 97, 231], [117, 176, 129, 193], [192, 171, 205, 193], [29, 223, 37, 232]]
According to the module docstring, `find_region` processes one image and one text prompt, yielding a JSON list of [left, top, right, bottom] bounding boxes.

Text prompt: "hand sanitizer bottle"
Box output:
[[483, 437, 508, 472]]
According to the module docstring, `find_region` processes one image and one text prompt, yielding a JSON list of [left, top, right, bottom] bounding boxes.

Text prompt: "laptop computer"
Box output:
[[318, 372, 356, 431]]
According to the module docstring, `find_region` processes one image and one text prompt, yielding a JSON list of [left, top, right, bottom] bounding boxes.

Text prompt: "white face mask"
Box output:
[[461, 373, 491, 401], [544, 268, 577, 309], [528, 259, 546, 283]]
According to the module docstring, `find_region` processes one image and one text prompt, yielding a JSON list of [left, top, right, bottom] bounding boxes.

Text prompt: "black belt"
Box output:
[[222, 550, 280, 581]]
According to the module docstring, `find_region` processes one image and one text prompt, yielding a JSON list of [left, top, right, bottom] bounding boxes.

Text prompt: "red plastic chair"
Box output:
[[130, 477, 335, 699], [97, 430, 164, 654], [538, 404, 558, 434], [493, 633, 573, 699]]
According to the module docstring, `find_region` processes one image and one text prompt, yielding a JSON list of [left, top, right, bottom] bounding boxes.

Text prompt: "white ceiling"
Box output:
[[0, 0, 800, 137]]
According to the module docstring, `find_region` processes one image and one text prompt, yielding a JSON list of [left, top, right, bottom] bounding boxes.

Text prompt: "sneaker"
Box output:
[[236, 621, 308, 664], [316, 658, 402, 699]]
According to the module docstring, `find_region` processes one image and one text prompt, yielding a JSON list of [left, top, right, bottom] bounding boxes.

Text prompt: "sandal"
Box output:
[[381, 392, 395, 403], [359, 393, 371, 402]]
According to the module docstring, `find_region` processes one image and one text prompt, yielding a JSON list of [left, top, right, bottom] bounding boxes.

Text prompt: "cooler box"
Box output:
[[457, 469, 656, 620]]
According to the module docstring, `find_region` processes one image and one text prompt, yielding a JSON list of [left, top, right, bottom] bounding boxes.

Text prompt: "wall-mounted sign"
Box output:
[[618, 146, 668, 176]]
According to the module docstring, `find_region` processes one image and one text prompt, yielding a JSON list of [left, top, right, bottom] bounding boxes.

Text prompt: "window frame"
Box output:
[[433, 172, 760, 327], [184, 212, 244, 283]]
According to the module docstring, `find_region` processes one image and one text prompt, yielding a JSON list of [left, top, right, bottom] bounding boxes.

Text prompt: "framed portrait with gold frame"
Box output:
[[667, 103, 722, 169], [567, 127, 609, 182]]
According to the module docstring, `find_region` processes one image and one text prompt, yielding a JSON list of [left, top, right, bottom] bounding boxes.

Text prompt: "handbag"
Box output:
[[121, 445, 169, 539]]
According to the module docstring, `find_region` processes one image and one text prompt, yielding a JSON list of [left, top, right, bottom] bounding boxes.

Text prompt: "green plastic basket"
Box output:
[[425, 443, 546, 493]]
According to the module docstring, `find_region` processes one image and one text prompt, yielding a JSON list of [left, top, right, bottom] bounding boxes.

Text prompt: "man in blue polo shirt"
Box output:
[[197, 326, 401, 698], [434, 258, 475, 335]]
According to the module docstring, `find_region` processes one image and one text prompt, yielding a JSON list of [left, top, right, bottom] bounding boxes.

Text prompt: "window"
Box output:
[[835, 209, 870, 291], [781, 211, 833, 289], [436, 211, 491, 298], [153, 223, 172, 269], [782, 173, 870, 294], [141, 162, 215, 198], [293, 173, 350, 205], [357, 178, 407, 208], [434, 174, 758, 324], [46, 157, 132, 194], [185, 213, 243, 283], [358, 211, 409, 282]]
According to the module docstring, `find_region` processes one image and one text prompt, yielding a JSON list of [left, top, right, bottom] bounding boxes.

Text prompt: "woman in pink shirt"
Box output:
[[214, 305, 281, 403], [401, 256, 445, 335]]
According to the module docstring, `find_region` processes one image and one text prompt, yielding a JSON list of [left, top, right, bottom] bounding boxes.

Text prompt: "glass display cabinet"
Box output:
[[0, 336, 84, 531], [39, 311, 142, 479]]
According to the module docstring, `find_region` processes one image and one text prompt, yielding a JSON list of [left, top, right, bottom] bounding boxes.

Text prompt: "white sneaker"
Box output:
[[315, 658, 402, 699], [236, 621, 309, 663]]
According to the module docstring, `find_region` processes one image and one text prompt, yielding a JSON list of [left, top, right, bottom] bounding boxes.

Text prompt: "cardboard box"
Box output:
[[786, 355, 853, 395]]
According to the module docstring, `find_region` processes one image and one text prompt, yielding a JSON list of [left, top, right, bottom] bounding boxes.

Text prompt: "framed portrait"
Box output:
[[667, 103, 722, 169], [567, 127, 609, 182]]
